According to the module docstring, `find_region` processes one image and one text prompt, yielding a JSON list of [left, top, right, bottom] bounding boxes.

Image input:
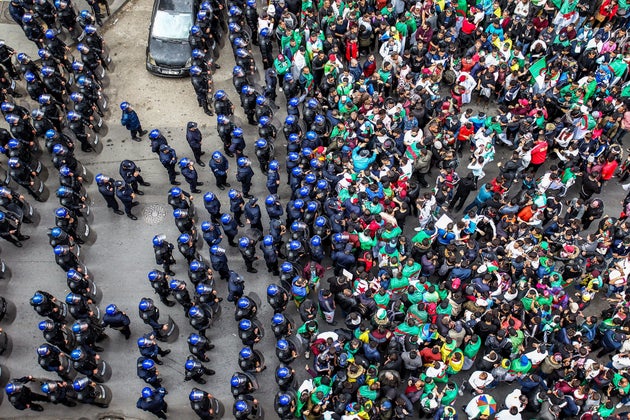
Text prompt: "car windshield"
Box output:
[[151, 11, 191, 40]]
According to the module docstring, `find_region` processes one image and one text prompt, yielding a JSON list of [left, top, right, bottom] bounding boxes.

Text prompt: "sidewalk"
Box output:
[[0, 0, 129, 58]]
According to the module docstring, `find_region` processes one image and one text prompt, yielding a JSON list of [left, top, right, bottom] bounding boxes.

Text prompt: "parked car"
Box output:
[[146, 0, 194, 77]]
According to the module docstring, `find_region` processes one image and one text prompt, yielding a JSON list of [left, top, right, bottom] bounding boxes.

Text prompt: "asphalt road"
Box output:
[[0, 0, 627, 418]]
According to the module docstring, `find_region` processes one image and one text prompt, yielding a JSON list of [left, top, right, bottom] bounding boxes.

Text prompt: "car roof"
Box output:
[[157, 0, 193, 13]]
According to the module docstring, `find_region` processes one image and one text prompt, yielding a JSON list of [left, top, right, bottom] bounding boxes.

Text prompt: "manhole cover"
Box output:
[[143, 203, 167, 225]]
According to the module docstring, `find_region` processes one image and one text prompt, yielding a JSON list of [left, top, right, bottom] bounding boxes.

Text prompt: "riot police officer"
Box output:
[[274, 391, 296, 419], [236, 157, 254, 198], [39, 319, 75, 353], [71, 319, 107, 353], [231, 371, 257, 397], [73, 376, 109, 408], [228, 188, 245, 227], [227, 269, 245, 303], [209, 245, 230, 281], [147, 270, 177, 307], [201, 221, 222, 248], [259, 28, 274, 69], [180, 158, 203, 193], [41, 380, 78, 407], [174, 208, 195, 235], [137, 357, 162, 387], [114, 180, 138, 220], [244, 0, 258, 44], [214, 91, 233, 117], [238, 346, 265, 373], [255, 100, 274, 124], [260, 235, 280, 275], [238, 318, 263, 347], [136, 386, 168, 419], [232, 66, 249, 97], [254, 138, 272, 175], [69, 347, 104, 381], [37, 343, 73, 380], [188, 333, 214, 363], [159, 144, 180, 186], [67, 111, 94, 152], [215, 115, 235, 156], [238, 236, 258, 274], [149, 129, 168, 155], [95, 174, 123, 214], [266, 160, 281, 194], [208, 151, 230, 189], [190, 65, 213, 116], [168, 187, 192, 211], [229, 127, 246, 157], [275, 365, 296, 391], [240, 84, 257, 125], [233, 396, 262, 420], [186, 121, 205, 166], [276, 338, 298, 364], [271, 313, 293, 339], [220, 212, 239, 246], [152, 235, 176, 276], [101, 304, 131, 339], [5, 378, 47, 411], [178, 232, 200, 264], [235, 296, 258, 321], [65, 292, 96, 321], [188, 305, 212, 337], [188, 259, 213, 286], [137, 332, 171, 364], [267, 283, 290, 313], [0, 209, 29, 247], [189, 388, 221, 420], [119, 159, 150, 195], [169, 278, 193, 315], [202, 192, 221, 223], [184, 355, 215, 384]]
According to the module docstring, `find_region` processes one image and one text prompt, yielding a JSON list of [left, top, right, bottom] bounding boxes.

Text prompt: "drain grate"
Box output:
[[142, 203, 167, 225]]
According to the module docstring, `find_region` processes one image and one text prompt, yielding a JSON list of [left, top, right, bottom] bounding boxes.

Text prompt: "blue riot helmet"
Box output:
[[239, 347, 252, 358], [272, 313, 285, 325], [263, 235, 274, 246], [267, 284, 279, 296], [238, 319, 252, 331]]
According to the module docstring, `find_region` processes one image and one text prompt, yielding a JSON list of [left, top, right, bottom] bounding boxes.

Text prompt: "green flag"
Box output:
[[529, 57, 547, 84]]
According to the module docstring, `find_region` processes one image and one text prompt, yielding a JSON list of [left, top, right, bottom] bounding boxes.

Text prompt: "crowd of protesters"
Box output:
[[199, 0, 630, 418]]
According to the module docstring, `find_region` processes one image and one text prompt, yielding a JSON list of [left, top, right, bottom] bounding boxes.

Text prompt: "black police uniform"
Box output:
[[227, 270, 244, 302], [181, 163, 202, 193], [120, 159, 150, 194], [97, 178, 123, 214], [7, 381, 47, 411], [230, 193, 245, 226], [153, 241, 176, 276], [102, 309, 131, 339], [188, 334, 214, 362], [115, 181, 138, 220], [136, 388, 168, 419], [208, 154, 230, 189], [158, 145, 180, 185], [184, 355, 215, 384], [209, 250, 230, 280], [137, 357, 162, 387], [260, 241, 280, 275], [244, 199, 263, 232], [236, 163, 254, 198], [148, 270, 177, 306], [186, 122, 205, 165]]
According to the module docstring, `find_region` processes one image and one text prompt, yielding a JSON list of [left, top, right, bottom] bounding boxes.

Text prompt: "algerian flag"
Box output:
[[529, 57, 547, 84]]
